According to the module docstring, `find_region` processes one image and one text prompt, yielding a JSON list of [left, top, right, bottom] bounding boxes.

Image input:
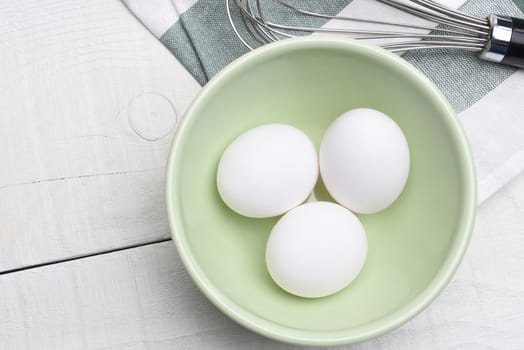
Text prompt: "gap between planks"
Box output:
[[0, 237, 173, 276]]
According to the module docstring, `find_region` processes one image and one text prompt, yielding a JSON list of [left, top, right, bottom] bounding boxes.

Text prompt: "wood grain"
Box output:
[[2, 172, 524, 350], [0, 0, 201, 271]]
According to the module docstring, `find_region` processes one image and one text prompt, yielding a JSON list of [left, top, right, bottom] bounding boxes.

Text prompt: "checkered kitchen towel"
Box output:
[[124, 0, 524, 203]]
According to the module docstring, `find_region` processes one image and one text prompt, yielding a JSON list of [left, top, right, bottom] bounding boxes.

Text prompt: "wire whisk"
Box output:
[[226, 0, 524, 68]]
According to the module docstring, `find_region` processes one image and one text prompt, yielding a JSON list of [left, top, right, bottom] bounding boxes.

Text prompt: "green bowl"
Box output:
[[165, 37, 476, 346]]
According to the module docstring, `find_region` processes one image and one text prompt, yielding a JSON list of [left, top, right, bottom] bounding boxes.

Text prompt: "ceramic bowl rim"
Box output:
[[165, 36, 477, 346]]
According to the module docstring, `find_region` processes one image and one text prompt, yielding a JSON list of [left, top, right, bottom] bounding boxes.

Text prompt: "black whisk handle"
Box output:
[[502, 17, 524, 68], [480, 15, 524, 69]]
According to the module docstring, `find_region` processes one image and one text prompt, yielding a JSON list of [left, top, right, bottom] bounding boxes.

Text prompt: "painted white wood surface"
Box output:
[[0, 0, 201, 271], [1, 0, 523, 348], [1, 173, 524, 349]]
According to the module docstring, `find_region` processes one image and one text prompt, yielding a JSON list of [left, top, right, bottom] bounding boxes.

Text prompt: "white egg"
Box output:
[[319, 108, 410, 214], [266, 201, 367, 298], [217, 124, 318, 218]]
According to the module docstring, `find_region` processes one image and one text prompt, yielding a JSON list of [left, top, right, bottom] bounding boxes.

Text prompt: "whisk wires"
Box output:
[[227, 0, 490, 52]]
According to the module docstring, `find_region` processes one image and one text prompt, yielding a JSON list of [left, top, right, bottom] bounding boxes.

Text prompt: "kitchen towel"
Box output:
[[124, 0, 524, 203]]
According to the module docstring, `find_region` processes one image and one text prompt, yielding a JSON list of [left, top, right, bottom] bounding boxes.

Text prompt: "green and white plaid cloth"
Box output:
[[124, 0, 524, 203]]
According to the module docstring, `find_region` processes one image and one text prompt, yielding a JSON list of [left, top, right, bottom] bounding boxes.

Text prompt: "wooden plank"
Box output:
[[0, 0, 201, 271], [2, 173, 524, 349]]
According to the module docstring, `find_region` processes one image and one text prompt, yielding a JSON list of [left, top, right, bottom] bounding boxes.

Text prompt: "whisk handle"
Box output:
[[501, 17, 524, 68], [480, 15, 524, 69]]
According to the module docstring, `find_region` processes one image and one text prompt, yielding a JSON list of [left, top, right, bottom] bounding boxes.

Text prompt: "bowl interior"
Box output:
[[166, 38, 475, 345]]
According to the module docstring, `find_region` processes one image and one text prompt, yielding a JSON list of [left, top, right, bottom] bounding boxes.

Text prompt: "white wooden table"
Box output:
[[1, 0, 523, 349]]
